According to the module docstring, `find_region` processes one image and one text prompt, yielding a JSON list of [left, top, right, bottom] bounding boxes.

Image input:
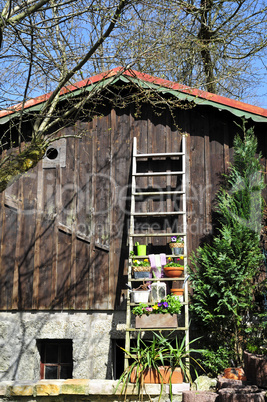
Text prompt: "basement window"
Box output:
[[37, 339, 73, 379]]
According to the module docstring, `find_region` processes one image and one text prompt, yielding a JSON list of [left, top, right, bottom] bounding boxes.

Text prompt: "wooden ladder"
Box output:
[[124, 136, 189, 369]]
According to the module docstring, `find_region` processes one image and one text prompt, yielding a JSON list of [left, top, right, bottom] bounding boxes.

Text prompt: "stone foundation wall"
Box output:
[[0, 311, 127, 382], [0, 379, 185, 401]]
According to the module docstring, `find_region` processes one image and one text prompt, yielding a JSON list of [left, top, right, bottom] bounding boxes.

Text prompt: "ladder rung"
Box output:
[[128, 278, 185, 283], [135, 152, 184, 158], [134, 171, 185, 177], [129, 233, 186, 237], [133, 211, 184, 216], [129, 255, 185, 259], [126, 327, 188, 332], [133, 191, 185, 196]]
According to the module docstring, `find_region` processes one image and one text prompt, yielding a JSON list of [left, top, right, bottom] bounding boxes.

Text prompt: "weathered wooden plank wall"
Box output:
[[0, 102, 266, 311]]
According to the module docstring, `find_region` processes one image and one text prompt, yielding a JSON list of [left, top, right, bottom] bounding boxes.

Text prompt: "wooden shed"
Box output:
[[0, 67, 266, 382]]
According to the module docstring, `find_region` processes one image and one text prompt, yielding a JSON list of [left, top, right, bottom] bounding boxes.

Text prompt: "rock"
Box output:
[[217, 375, 249, 390], [183, 390, 218, 401], [218, 387, 266, 401], [191, 375, 217, 391]]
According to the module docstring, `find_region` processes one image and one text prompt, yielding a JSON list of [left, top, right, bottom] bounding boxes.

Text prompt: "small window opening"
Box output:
[[46, 147, 59, 160], [37, 339, 73, 379]]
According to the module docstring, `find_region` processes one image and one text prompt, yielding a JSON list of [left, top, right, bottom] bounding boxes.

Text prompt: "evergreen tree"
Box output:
[[189, 121, 266, 369]]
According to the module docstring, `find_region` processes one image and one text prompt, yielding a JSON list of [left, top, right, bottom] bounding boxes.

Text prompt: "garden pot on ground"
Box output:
[[244, 350, 267, 387], [164, 266, 184, 277], [135, 313, 178, 328], [130, 366, 183, 384]]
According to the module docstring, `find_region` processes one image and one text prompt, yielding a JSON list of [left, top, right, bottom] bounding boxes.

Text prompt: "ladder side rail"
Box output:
[[182, 135, 190, 354], [125, 137, 138, 369]]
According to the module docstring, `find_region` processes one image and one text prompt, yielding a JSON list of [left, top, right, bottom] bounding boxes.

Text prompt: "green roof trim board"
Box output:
[[0, 67, 266, 124]]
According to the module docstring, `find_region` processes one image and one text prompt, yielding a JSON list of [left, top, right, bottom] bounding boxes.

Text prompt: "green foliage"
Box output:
[[189, 122, 266, 367], [132, 294, 182, 316], [164, 262, 184, 268], [201, 345, 235, 377], [115, 332, 204, 401], [244, 313, 267, 355], [132, 258, 150, 267]]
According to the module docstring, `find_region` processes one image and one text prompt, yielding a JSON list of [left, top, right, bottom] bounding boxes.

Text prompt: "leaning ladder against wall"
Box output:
[[125, 136, 189, 369]]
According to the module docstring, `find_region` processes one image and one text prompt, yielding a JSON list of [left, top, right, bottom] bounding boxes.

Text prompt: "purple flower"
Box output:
[[162, 302, 168, 308], [171, 236, 177, 242]]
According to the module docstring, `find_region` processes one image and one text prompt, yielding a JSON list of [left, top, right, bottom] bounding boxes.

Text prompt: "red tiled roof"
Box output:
[[0, 66, 266, 119]]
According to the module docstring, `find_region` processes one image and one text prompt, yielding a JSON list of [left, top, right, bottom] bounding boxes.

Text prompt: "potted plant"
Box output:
[[132, 294, 182, 328], [130, 282, 150, 303], [132, 258, 151, 279], [115, 332, 203, 401], [163, 257, 184, 278], [169, 236, 184, 255]]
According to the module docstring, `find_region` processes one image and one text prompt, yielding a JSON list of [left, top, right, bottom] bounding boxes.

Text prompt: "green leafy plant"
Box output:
[[115, 332, 204, 401], [164, 257, 184, 268], [189, 122, 266, 366], [201, 346, 235, 377], [244, 312, 267, 355], [132, 294, 182, 316], [132, 258, 150, 267], [170, 236, 184, 244]]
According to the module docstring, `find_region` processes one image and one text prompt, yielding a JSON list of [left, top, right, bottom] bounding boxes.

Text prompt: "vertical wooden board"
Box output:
[[43, 168, 57, 219], [209, 114, 225, 201], [108, 110, 117, 308], [61, 129, 75, 228], [178, 109, 192, 255], [18, 166, 39, 309], [0, 206, 17, 309], [94, 114, 111, 249], [93, 248, 109, 309], [33, 162, 43, 309], [188, 112, 206, 250], [38, 219, 54, 309], [75, 237, 90, 309], [111, 110, 132, 307], [92, 115, 111, 308], [77, 123, 92, 240], [0, 193, 5, 309], [56, 230, 72, 309], [203, 117, 212, 238]]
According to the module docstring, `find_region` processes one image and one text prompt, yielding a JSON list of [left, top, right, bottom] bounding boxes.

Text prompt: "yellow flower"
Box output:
[[180, 256, 184, 260], [152, 305, 159, 310], [168, 257, 172, 261], [144, 259, 149, 262]]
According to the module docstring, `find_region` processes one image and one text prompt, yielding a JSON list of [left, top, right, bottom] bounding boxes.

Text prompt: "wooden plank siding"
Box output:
[[0, 102, 266, 311]]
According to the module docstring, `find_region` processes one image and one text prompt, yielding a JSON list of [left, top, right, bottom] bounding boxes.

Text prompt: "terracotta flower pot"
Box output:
[[163, 266, 184, 277], [130, 366, 183, 384], [170, 288, 184, 296]]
